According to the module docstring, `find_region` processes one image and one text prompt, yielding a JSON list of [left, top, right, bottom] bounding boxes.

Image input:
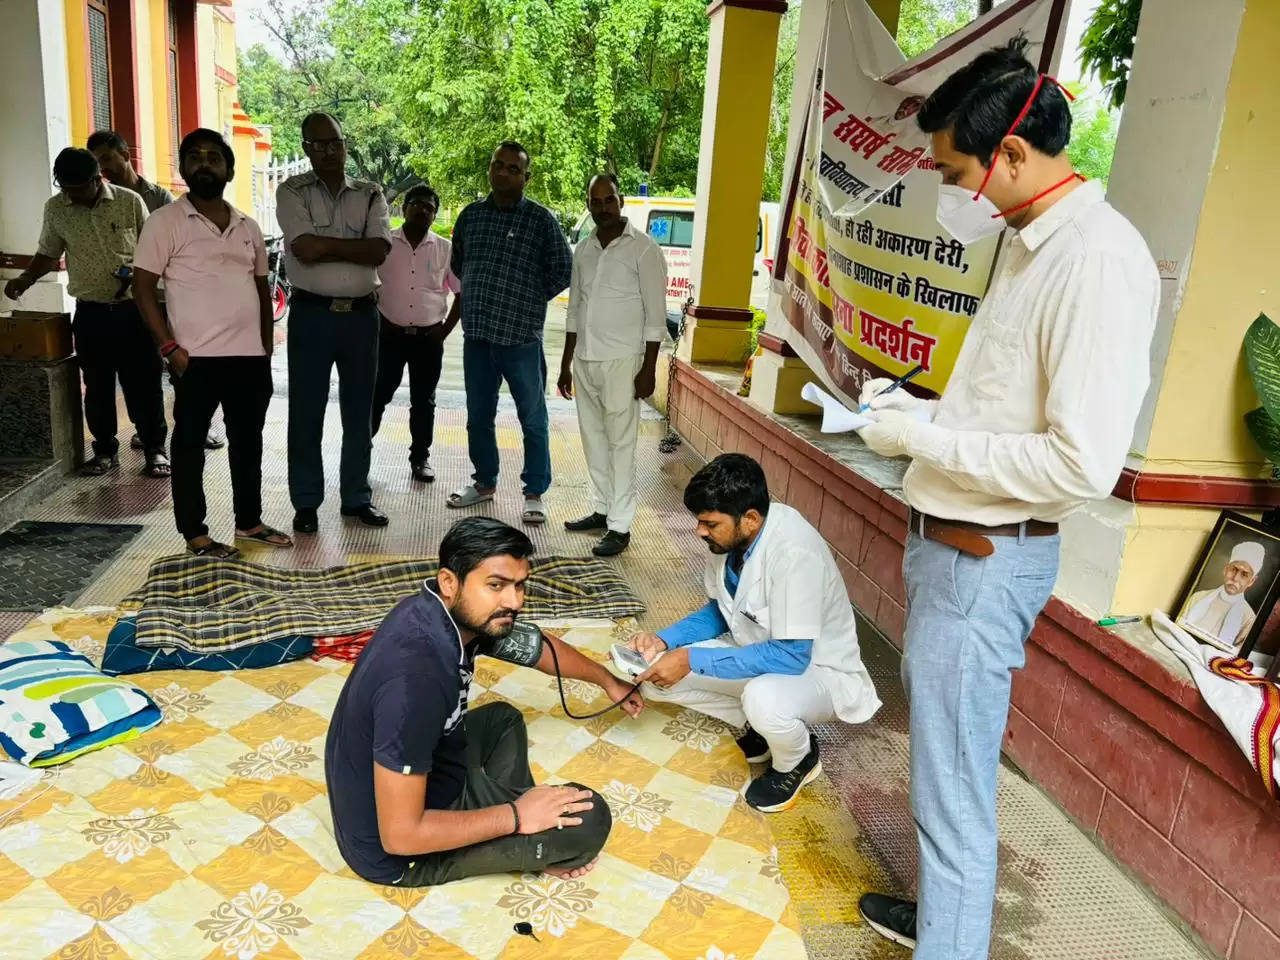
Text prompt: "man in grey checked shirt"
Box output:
[[445, 141, 573, 526]]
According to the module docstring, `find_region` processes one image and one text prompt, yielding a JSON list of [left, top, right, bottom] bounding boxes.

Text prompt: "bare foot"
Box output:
[[545, 857, 598, 880]]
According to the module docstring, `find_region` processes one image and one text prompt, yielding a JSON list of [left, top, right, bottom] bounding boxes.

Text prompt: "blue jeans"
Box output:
[[901, 529, 1059, 960], [287, 297, 378, 510], [462, 338, 551, 496]]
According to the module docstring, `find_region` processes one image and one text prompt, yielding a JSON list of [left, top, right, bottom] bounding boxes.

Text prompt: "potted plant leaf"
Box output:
[[1243, 313, 1280, 524]]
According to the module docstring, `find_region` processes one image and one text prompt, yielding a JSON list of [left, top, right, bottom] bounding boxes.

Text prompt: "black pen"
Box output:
[[859, 364, 925, 413]]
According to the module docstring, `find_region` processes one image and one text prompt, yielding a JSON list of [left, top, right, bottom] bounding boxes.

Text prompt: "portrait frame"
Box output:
[[1173, 510, 1280, 662]]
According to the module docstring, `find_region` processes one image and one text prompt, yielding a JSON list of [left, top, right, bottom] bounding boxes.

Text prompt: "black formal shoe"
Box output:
[[341, 504, 389, 527], [735, 726, 772, 764], [743, 737, 821, 812], [858, 893, 917, 949], [565, 512, 608, 532], [592, 530, 631, 557], [292, 508, 319, 534], [411, 459, 435, 483]]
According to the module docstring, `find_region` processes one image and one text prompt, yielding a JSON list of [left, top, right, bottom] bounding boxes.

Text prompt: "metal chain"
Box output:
[[659, 293, 694, 453]]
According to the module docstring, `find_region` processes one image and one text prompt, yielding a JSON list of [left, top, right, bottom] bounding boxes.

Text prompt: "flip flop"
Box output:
[[522, 497, 547, 525], [235, 524, 294, 548], [142, 452, 172, 478], [447, 485, 495, 509], [186, 540, 240, 559]]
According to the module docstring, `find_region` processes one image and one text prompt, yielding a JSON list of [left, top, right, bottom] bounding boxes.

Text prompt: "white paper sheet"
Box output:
[[802, 382, 874, 433]]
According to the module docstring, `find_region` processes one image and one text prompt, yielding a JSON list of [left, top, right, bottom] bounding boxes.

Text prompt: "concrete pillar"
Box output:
[[1, 0, 73, 315], [679, 0, 787, 366], [1054, 0, 1280, 621]]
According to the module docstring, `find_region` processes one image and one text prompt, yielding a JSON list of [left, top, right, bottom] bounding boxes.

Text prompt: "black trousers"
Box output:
[[395, 702, 612, 887], [371, 315, 445, 462], [72, 300, 167, 458], [170, 356, 272, 540]]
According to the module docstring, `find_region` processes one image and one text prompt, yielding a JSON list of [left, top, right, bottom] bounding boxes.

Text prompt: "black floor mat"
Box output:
[[0, 521, 143, 611]]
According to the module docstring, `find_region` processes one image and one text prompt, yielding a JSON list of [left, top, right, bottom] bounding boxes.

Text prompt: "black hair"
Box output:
[[52, 148, 99, 187], [404, 183, 439, 207], [301, 112, 342, 138], [917, 36, 1071, 164], [684, 453, 771, 520], [495, 140, 530, 168], [439, 516, 534, 583], [178, 128, 235, 176], [587, 172, 620, 190], [86, 130, 129, 154]]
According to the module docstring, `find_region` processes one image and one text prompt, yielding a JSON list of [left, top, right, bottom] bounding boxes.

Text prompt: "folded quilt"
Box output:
[[133, 555, 645, 653]]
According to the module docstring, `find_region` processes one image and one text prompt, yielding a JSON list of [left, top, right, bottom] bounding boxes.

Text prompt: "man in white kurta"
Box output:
[[628, 454, 880, 812], [557, 175, 667, 557], [1180, 541, 1263, 650]]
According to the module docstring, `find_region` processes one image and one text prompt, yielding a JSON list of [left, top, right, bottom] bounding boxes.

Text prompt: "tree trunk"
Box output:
[[648, 67, 681, 181]]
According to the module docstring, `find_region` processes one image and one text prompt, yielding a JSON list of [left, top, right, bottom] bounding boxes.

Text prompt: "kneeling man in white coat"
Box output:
[[630, 453, 881, 811]]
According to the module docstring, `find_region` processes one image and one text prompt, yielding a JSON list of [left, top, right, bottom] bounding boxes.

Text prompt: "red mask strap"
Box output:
[[973, 74, 1076, 199], [993, 172, 1086, 219]]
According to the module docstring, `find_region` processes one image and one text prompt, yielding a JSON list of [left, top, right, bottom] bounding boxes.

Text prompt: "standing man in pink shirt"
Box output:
[[133, 129, 293, 558], [370, 184, 460, 483]]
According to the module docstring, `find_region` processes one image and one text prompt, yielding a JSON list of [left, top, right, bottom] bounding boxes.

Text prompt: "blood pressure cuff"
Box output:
[[483, 620, 545, 667]]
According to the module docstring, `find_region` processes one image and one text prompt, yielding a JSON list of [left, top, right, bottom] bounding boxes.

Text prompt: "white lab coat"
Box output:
[[702, 503, 881, 724]]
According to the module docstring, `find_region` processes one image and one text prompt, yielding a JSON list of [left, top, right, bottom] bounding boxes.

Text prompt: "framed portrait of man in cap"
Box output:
[[1174, 511, 1280, 658]]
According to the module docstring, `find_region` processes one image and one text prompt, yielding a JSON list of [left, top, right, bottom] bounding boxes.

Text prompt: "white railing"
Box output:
[[251, 154, 310, 236]]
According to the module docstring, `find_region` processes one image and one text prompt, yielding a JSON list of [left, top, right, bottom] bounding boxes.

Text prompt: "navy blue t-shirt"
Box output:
[[324, 582, 488, 883]]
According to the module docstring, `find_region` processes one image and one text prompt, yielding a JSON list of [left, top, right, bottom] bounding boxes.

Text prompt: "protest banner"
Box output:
[[778, 0, 1068, 406]]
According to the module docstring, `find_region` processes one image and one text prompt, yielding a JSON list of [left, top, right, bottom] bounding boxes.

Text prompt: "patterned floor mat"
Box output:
[[0, 522, 143, 611], [0, 610, 804, 960]]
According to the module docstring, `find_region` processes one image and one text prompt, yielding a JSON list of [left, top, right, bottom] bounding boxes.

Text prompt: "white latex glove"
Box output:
[[857, 409, 918, 459], [858, 377, 938, 422]]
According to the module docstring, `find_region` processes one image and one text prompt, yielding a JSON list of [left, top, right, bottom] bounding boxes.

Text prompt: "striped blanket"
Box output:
[[133, 555, 645, 653]]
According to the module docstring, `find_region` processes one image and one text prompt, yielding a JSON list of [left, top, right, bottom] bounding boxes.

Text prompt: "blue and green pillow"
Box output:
[[0, 638, 162, 767]]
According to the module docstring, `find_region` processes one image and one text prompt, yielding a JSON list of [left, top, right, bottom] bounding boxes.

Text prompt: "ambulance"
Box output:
[[567, 197, 780, 312]]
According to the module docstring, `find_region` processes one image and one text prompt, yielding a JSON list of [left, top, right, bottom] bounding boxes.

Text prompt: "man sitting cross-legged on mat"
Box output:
[[325, 516, 643, 886]]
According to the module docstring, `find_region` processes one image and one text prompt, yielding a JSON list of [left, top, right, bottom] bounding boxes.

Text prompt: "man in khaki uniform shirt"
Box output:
[[276, 113, 392, 533], [4, 148, 168, 477]]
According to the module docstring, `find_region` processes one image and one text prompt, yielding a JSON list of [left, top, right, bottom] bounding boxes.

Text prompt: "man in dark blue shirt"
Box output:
[[324, 516, 642, 886], [446, 142, 573, 526]]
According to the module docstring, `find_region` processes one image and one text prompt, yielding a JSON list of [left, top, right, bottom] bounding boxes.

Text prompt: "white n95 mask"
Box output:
[[935, 184, 1005, 245]]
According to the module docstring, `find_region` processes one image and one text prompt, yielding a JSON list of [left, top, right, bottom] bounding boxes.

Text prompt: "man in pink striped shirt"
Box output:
[[371, 184, 461, 483]]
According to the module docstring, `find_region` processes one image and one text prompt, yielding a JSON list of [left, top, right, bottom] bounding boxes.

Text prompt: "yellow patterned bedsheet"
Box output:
[[0, 610, 804, 960]]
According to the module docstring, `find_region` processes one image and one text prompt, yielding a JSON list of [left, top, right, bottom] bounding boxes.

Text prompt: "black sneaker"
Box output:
[[592, 530, 630, 557], [293, 508, 319, 534], [743, 737, 821, 812], [565, 512, 608, 532], [735, 727, 771, 764], [859, 893, 917, 949]]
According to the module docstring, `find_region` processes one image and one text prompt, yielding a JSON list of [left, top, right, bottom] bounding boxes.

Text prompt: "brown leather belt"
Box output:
[[910, 509, 1059, 558]]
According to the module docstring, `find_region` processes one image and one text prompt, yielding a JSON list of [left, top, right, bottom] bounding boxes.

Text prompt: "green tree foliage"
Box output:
[[395, 0, 710, 217], [763, 6, 801, 203], [239, 0, 713, 217], [1066, 86, 1119, 186], [238, 0, 419, 200], [1079, 0, 1143, 110], [896, 0, 976, 58]]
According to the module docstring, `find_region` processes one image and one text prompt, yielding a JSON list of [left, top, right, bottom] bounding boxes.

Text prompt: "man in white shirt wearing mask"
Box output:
[[855, 39, 1160, 959], [557, 174, 666, 557], [1179, 541, 1264, 650]]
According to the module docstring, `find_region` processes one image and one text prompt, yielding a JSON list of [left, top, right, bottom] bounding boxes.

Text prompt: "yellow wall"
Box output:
[[64, 0, 89, 146], [1143, 0, 1280, 475]]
